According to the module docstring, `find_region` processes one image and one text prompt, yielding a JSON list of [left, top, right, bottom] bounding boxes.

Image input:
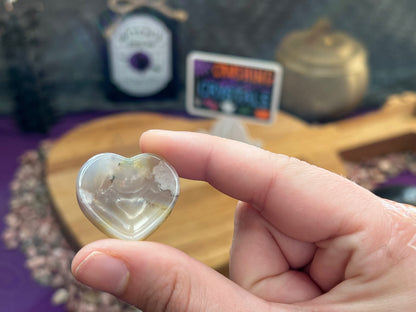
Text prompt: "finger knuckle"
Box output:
[[145, 265, 192, 312]]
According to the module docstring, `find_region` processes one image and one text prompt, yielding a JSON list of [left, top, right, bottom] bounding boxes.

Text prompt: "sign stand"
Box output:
[[186, 51, 283, 146], [207, 117, 262, 146]]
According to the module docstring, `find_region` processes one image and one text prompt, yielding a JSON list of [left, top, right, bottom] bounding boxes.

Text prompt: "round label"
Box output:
[[109, 14, 172, 97]]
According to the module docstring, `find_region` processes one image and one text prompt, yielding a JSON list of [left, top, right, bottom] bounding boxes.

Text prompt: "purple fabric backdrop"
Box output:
[[0, 113, 110, 312]]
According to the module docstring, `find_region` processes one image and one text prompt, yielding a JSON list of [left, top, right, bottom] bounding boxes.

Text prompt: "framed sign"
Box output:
[[186, 51, 282, 124]]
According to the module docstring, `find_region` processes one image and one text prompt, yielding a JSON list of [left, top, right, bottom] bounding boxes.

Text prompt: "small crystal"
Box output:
[[76, 153, 180, 240], [51, 288, 69, 306]]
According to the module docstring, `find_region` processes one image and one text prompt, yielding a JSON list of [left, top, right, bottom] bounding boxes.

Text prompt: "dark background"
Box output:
[[1, 0, 415, 115]]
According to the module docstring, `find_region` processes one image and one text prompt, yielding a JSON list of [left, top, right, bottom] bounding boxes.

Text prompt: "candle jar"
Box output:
[[276, 19, 369, 122], [100, 0, 187, 102]]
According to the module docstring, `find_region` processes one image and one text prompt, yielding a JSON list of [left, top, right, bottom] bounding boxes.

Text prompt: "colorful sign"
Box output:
[[186, 51, 282, 123]]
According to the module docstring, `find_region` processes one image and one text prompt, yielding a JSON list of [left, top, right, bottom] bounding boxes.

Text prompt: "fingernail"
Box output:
[[73, 251, 130, 296]]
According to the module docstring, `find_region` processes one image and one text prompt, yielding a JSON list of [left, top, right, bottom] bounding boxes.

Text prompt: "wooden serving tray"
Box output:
[[46, 93, 416, 274]]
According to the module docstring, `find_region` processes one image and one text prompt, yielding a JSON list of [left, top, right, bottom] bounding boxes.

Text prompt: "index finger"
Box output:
[[139, 130, 382, 242]]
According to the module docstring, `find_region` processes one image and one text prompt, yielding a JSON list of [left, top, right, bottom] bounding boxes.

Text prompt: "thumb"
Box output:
[[71, 239, 276, 312]]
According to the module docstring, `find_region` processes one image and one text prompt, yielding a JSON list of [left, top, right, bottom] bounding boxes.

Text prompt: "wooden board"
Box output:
[[46, 92, 416, 273]]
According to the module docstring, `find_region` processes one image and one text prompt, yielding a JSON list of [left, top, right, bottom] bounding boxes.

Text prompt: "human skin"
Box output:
[[72, 130, 416, 311]]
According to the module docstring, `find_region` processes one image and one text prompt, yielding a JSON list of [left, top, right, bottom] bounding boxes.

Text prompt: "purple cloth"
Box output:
[[1, 111, 415, 311], [0, 112, 110, 312], [382, 171, 416, 187]]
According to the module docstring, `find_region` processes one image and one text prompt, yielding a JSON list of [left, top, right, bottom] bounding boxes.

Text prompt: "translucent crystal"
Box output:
[[76, 153, 180, 240]]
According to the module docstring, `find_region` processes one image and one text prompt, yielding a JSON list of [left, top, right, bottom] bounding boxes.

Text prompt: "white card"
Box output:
[[186, 51, 283, 124]]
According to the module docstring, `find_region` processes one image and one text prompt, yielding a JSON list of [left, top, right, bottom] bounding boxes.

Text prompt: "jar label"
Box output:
[[109, 14, 172, 97]]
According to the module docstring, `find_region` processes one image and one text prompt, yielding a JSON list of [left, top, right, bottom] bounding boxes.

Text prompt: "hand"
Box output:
[[72, 130, 416, 311]]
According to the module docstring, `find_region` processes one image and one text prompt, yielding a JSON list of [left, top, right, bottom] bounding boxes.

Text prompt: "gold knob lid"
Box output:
[[276, 18, 367, 75]]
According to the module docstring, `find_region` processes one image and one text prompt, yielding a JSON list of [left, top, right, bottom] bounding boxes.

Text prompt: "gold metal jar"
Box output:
[[276, 19, 369, 121]]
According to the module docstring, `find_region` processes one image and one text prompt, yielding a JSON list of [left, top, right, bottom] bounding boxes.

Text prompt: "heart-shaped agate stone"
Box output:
[[76, 153, 180, 240]]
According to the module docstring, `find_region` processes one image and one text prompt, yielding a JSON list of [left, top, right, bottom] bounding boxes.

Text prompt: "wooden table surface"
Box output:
[[46, 93, 416, 273]]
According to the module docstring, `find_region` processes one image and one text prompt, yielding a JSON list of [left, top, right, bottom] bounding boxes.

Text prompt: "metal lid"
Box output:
[[276, 18, 367, 75]]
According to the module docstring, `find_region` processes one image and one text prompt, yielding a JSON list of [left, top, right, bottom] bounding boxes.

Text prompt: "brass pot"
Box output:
[[276, 19, 369, 121]]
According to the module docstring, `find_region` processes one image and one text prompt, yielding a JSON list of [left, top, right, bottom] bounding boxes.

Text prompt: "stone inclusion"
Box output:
[[76, 153, 180, 240]]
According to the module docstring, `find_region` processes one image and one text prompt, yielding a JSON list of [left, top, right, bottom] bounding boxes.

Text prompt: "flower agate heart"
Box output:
[[76, 153, 180, 240]]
